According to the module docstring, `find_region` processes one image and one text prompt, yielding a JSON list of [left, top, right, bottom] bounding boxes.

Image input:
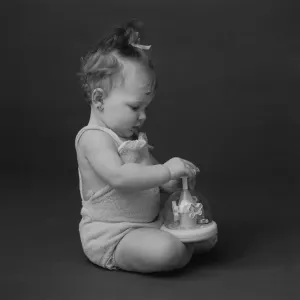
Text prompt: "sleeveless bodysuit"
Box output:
[[75, 125, 164, 270]]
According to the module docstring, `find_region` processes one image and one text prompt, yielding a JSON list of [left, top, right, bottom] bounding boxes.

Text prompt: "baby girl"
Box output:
[[75, 20, 209, 274]]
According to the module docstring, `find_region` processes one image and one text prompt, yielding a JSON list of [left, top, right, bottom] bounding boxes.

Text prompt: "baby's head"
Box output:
[[78, 19, 157, 139]]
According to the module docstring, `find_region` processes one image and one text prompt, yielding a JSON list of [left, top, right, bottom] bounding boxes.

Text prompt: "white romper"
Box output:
[[75, 125, 164, 270]]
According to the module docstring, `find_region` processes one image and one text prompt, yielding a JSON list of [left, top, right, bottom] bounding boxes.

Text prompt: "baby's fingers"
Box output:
[[182, 159, 200, 173], [184, 165, 196, 178]]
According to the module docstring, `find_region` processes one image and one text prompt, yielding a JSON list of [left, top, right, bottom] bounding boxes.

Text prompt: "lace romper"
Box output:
[[75, 125, 164, 270]]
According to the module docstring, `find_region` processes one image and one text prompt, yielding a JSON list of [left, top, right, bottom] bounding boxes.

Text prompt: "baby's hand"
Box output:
[[162, 157, 199, 192], [162, 174, 197, 193], [164, 157, 199, 180], [176, 174, 197, 191], [179, 158, 199, 191], [161, 179, 181, 193]]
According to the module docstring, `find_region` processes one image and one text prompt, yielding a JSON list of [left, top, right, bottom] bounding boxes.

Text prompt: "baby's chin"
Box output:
[[118, 128, 139, 140]]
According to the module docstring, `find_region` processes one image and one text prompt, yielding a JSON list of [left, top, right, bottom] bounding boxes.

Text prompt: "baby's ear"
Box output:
[[91, 88, 105, 107]]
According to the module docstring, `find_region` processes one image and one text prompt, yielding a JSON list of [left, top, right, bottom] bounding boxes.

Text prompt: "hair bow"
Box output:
[[130, 43, 151, 50], [129, 31, 151, 50]]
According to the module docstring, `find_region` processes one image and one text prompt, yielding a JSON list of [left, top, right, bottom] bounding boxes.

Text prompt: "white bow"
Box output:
[[130, 43, 152, 50]]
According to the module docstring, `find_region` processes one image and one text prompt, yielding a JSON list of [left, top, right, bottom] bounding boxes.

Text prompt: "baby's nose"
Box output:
[[139, 111, 146, 121]]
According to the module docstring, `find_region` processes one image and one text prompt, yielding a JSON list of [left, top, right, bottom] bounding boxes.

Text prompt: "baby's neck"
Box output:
[[88, 113, 106, 127]]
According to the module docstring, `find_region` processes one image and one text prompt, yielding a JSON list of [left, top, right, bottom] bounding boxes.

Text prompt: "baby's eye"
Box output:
[[130, 106, 139, 111]]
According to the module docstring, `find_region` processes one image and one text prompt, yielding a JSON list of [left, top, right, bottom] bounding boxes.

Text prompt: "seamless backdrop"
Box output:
[[2, 1, 299, 299]]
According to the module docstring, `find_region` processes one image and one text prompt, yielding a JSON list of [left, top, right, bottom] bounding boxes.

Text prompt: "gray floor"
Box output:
[[3, 172, 299, 300]]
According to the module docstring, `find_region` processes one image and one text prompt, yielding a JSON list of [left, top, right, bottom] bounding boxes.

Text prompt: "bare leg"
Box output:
[[176, 242, 195, 269], [114, 227, 194, 273]]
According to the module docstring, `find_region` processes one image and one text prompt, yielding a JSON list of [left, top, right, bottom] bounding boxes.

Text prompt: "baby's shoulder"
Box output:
[[77, 129, 119, 154]]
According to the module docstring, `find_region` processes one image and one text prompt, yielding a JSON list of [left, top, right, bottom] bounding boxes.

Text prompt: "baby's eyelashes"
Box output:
[[130, 105, 140, 111], [130, 105, 149, 112]]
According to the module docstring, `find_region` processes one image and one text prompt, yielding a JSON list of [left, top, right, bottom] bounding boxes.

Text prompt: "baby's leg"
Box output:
[[114, 228, 194, 273]]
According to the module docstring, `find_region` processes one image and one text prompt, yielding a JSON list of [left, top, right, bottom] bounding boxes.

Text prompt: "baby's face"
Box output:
[[102, 63, 154, 139]]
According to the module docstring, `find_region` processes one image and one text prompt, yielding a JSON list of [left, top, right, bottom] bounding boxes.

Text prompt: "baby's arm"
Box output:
[[81, 130, 171, 193], [148, 152, 179, 193]]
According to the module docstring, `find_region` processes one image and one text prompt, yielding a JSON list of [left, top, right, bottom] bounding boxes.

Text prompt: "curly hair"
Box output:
[[77, 19, 157, 105]]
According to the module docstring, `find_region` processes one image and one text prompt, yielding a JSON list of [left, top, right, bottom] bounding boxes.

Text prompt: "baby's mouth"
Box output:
[[132, 126, 140, 133]]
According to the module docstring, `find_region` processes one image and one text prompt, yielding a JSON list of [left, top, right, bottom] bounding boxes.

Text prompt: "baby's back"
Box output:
[[76, 129, 115, 201]]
